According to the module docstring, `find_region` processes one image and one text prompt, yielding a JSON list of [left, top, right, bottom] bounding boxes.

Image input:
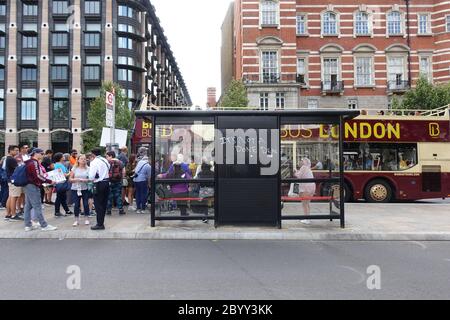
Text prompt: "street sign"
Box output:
[[106, 91, 115, 109]]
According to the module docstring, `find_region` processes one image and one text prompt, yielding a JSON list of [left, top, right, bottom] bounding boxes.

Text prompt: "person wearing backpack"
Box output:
[[23, 148, 57, 231], [4, 145, 22, 221], [133, 148, 152, 214], [106, 151, 126, 216]]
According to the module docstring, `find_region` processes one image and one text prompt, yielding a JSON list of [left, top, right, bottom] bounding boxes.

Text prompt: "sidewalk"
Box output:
[[0, 201, 449, 241]]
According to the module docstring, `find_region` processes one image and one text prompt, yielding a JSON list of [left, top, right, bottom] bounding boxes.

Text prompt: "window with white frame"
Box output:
[[260, 93, 269, 110], [387, 11, 402, 35], [307, 99, 318, 110], [418, 14, 430, 34], [419, 56, 432, 82], [296, 14, 307, 35], [297, 58, 307, 84], [446, 15, 450, 32], [322, 11, 338, 35], [387, 56, 406, 86], [261, 51, 278, 83], [276, 93, 285, 109], [21, 100, 37, 120], [261, 0, 278, 26], [323, 58, 339, 86], [355, 57, 373, 86], [355, 11, 370, 35]]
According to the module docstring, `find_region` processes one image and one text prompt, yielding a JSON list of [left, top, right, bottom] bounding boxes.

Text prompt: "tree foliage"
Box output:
[[397, 76, 450, 110], [220, 79, 249, 109], [81, 81, 134, 153]]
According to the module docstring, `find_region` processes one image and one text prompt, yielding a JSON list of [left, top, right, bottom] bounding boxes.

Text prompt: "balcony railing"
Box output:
[[321, 81, 344, 94], [387, 80, 410, 92], [242, 73, 299, 84]]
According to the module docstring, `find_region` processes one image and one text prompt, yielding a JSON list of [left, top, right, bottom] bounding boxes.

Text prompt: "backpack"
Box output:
[[109, 160, 123, 183], [0, 158, 7, 183], [11, 165, 29, 187]]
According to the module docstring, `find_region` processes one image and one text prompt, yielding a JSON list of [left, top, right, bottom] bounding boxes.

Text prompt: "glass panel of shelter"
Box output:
[[280, 123, 342, 219], [154, 123, 215, 219]]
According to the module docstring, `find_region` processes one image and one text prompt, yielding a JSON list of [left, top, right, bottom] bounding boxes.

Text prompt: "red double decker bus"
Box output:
[[281, 106, 450, 203]]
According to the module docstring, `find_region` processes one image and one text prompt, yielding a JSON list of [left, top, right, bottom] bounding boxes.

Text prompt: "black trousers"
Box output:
[[94, 181, 110, 227]]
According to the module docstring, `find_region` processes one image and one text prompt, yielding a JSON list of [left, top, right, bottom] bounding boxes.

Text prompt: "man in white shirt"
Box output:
[[88, 148, 110, 230]]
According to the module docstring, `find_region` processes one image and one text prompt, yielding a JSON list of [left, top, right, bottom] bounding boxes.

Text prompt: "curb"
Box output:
[[1, 230, 450, 241]]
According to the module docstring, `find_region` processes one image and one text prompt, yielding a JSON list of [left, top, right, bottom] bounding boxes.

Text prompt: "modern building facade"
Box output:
[[206, 87, 217, 108], [0, 0, 191, 155], [222, 0, 450, 111]]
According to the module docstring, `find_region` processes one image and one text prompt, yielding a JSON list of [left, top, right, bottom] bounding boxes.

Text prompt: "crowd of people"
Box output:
[[0, 144, 152, 231]]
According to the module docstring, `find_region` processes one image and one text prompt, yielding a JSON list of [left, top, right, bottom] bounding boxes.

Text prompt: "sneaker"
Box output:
[[4, 216, 11, 221], [72, 220, 79, 227], [119, 209, 126, 215], [65, 211, 74, 216], [202, 219, 208, 224], [0, 206, 5, 210], [55, 212, 65, 217], [84, 220, 90, 226], [90, 211, 96, 216], [106, 210, 112, 215], [32, 221, 41, 229], [91, 225, 105, 231], [9, 215, 24, 222], [41, 225, 58, 231], [300, 219, 311, 225], [129, 206, 137, 211], [24, 226, 33, 232], [136, 209, 142, 214]]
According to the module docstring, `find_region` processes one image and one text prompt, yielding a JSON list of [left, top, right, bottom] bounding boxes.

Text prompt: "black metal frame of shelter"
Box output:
[[135, 109, 359, 229]]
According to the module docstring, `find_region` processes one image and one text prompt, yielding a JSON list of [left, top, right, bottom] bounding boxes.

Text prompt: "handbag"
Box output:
[[55, 180, 71, 193], [122, 178, 129, 187]]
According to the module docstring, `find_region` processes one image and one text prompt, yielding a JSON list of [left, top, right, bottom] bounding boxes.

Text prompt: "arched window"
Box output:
[[387, 11, 402, 35], [355, 11, 370, 35], [261, 0, 278, 26], [322, 12, 337, 35]]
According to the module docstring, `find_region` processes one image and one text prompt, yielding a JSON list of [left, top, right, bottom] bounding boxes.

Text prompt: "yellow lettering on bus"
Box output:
[[387, 123, 400, 139], [142, 121, 152, 129], [373, 123, 385, 139], [345, 122, 358, 139], [280, 126, 289, 139], [331, 125, 339, 139], [162, 126, 173, 138], [429, 123, 440, 137], [360, 123, 372, 139], [320, 125, 329, 138], [290, 127, 301, 138]]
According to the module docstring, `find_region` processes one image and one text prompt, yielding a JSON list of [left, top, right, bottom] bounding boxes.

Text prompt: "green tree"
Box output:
[[220, 79, 249, 109], [81, 81, 134, 153], [398, 76, 450, 110]]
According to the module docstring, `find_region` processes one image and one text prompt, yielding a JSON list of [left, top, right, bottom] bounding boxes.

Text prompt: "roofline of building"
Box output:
[[126, 0, 192, 105]]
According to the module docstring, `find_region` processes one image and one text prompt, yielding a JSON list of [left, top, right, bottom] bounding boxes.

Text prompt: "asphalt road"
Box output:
[[1, 240, 449, 300]]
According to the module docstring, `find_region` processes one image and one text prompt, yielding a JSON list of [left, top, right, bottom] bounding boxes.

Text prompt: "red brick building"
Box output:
[[222, 0, 450, 110]]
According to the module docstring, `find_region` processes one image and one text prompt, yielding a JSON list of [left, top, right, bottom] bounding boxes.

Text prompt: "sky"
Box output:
[[150, 0, 233, 107]]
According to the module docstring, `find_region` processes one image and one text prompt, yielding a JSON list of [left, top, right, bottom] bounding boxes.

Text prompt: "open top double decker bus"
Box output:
[[281, 106, 450, 203]]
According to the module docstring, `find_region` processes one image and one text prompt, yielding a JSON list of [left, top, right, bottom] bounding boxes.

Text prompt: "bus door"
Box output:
[[422, 165, 442, 193]]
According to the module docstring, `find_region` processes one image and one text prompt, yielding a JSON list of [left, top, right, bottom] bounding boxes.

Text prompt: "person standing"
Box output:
[[117, 147, 129, 206], [106, 151, 126, 216], [41, 150, 54, 205], [133, 148, 151, 214], [88, 148, 110, 230], [69, 150, 78, 167], [293, 158, 316, 225], [53, 153, 73, 217], [4, 145, 22, 221], [125, 154, 137, 210], [69, 154, 91, 227], [23, 148, 57, 231]]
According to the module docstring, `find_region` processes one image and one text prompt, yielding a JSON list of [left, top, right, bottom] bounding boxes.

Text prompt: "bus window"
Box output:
[[343, 143, 418, 171]]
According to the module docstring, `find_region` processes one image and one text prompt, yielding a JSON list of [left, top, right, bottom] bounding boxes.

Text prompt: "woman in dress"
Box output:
[[294, 158, 316, 225]]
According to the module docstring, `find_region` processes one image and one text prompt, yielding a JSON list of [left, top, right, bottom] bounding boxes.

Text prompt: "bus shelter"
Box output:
[[135, 109, 360, 229]]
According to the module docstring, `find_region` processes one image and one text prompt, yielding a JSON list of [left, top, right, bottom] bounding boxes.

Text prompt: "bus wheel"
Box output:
[[365, 180, 393, 203], [322, 183, 352, 203]]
